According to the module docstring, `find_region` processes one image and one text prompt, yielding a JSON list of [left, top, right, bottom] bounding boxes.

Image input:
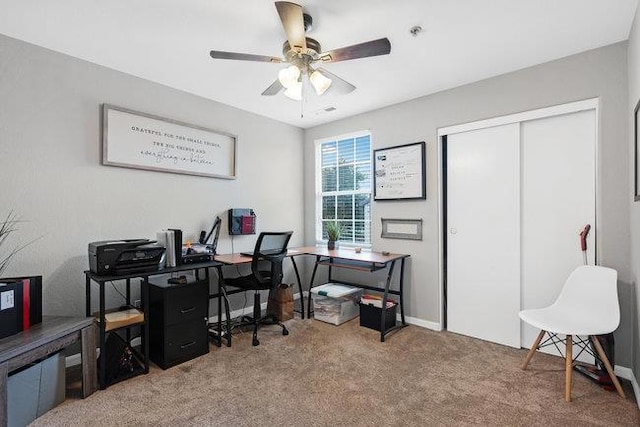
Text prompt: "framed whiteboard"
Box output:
[[373, 141, 426, 200], [102, 104, 237, 179]]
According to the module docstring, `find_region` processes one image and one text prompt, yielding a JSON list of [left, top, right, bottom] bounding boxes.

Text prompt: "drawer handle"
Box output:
[[180, 341, 196, 349], [180, 307, 196, 314]]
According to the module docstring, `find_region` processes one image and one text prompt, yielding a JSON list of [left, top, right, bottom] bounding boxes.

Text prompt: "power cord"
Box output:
[[224, 290, 250, 337], [109, 281, 135, 310]]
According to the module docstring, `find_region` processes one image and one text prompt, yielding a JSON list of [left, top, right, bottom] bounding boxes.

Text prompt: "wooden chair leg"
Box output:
[[522, 330, 546, 370], [565, 335, 572, 402], [591, 335, 626, 399]]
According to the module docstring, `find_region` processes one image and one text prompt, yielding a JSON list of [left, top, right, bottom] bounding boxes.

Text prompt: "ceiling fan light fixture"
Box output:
[[284, 80, 302, 100], [310, 69, 332, 95], [278, 65, 301, 88]]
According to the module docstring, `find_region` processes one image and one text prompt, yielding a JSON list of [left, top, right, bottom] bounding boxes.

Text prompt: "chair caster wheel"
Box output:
[[252, 338, 260, 346], [283, 328, 289, 336]]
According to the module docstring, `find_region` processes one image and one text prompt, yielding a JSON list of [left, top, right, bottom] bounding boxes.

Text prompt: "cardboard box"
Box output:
[[267, 284, 294, 321]]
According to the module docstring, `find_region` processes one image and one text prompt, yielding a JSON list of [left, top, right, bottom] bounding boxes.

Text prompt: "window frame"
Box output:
[[315, 130, 373, 248]]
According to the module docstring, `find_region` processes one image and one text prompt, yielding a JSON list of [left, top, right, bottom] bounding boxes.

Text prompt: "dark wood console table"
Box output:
[[0, 316, 97, 427]]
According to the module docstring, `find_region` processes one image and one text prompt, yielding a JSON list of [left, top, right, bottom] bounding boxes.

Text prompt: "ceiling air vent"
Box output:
[[313, 106, 336, 116]]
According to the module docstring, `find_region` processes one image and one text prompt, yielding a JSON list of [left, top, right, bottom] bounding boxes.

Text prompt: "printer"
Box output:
[[88, 239, 166, 275]]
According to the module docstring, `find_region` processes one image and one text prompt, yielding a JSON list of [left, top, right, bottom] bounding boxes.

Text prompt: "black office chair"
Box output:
[[224, 231, 293, 346]]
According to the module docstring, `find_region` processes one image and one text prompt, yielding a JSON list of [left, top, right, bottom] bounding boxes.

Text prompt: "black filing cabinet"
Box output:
[[149, 279, 209, 369]]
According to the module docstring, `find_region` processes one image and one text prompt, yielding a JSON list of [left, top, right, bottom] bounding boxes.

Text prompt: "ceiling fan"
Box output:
[[209, 1, 391, 101]]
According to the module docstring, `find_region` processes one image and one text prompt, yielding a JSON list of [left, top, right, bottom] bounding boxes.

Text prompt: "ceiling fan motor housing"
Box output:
[[282, 37, 321, 69]]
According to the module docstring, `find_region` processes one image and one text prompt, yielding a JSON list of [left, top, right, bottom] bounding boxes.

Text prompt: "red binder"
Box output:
[[241, 215, 255, 234]]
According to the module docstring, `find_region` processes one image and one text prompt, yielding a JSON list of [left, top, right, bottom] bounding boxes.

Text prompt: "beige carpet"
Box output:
[[32, 318, 639, 426]]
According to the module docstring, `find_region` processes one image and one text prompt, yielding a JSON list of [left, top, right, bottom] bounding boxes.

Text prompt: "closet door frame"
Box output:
[[435, 98, 599, 332]]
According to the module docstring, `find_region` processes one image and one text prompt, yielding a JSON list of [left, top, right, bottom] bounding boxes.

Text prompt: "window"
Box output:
[[316, 132, 372, 246]]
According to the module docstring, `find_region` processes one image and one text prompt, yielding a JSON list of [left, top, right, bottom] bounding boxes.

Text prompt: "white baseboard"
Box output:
[[402, 315, 442, 331], [614, 365, 640, 408]]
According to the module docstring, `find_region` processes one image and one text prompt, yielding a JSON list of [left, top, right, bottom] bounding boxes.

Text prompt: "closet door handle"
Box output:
[[180, 307, 196, 314]]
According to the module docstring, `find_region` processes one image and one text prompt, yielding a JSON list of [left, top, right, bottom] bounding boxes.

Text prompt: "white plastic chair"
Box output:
[[519, 265, 625, 402]]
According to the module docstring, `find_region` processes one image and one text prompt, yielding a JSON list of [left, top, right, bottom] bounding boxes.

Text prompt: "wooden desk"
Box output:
[[0, 316, 97, 427], [215, 247, 410, 342], [296, 247, 410, 342]]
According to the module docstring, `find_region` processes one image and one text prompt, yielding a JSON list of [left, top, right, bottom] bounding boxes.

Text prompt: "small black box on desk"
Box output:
[[359, 301, 397, 332]]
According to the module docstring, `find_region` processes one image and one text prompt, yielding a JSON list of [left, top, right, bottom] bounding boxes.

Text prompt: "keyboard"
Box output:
[[239, 249, 282, 257]]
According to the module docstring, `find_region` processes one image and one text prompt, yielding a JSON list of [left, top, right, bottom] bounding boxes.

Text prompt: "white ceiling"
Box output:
[[0, 0, 637, 128]]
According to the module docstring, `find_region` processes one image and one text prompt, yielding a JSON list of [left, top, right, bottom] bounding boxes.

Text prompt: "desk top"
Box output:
[[0, 316, 93, 364], [214, 246, 409, 265], [85, 260, 222, 282]]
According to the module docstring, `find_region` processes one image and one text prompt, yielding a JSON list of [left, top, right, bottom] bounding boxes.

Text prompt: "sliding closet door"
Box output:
[[520, 110, 596, 353], [447, 123, 521, 348]]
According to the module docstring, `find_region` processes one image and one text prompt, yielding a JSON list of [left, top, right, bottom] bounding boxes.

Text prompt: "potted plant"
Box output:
[[0, 211, 29, 277], [325, 222, 342, 250]]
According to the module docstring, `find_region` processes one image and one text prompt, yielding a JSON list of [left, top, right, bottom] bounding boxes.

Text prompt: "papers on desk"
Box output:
[[360, 294, 396, 308]]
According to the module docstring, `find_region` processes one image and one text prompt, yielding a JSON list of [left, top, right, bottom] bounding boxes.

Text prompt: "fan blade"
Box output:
[[275, 1, 307, 52], [319, 38, 391, 63], [317, 68, 356, 94], [210, 50, 283, 63], [261, 79, 284, 96]]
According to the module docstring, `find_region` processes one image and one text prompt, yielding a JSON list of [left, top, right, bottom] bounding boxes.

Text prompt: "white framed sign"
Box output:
[[374, 141, 426, 200], [381, 218, 423, 240], [102, 104, 237, 179]]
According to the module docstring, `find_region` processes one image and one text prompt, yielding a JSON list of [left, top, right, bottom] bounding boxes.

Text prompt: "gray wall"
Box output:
[[628, 6, 640, 380], [0, 34, 304, 317], [304, 43, 632, 366]]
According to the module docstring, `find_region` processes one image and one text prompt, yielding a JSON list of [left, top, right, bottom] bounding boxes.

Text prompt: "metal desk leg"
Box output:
[[85, 274, 91, 317], [307, 255, 320, 318], [380, 261, 396, 342], [290, 256, 304, 319], [205, 267, 221, 348], [215, 266, 232, 347], [221, 283, 231, 347], [215, 266, 223, 346], [142, 277, 150, 373], [399, 257, 406, 325], [99, 281, 106, 390], [125, 278, 131, 344]]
